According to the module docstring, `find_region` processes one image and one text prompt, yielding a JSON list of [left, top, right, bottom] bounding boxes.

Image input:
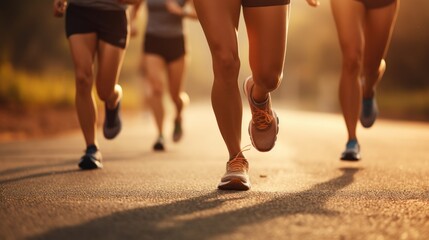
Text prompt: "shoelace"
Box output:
[[252, 108, 274, 130], [227, 145, 251, 172]]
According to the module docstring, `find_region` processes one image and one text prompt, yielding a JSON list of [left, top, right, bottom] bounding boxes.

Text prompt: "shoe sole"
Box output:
[[103, 124, 122, 140], [78, 159, 103, 170], [218, 178, 250, 191], [173, 131, 183, 143], [153, 144, 165, 151], [340, 153, 361, 161]]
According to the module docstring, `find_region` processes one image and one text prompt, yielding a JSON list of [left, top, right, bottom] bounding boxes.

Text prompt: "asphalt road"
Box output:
[[1, 101, 428, 240]]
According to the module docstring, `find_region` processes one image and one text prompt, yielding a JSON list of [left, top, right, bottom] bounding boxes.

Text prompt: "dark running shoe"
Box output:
[[360, 98, 378, 128], [153, 136, 165, 151], [103, 100, 122, 140], [78, 145, 103, 170], [340, 140, 361, 161], [172, 119, 183, 143]]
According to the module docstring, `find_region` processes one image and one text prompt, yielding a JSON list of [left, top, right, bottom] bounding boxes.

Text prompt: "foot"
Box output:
[[78, 144, 103, 170], [172, 119, 183, 143], [103, 96, 122, 140], [153, 136, 165, 151], [340, 139, 361, 161], [360, 97, 378, 128], [218, 155, 250, 191], [244, 77, 279, 152]]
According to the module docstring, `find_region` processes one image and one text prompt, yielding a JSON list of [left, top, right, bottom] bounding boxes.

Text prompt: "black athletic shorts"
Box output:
[[242, 0, 290, 7], [65, 4, 128, 49], [144, 34, 186, 63], [355, 0, 396, 9]]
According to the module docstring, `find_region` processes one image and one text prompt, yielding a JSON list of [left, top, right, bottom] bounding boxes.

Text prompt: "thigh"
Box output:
[[331, 0, 366, 56], [96, 40, 126, 87], [193, 0, 241, 61], [68, 34, 98, 77], [243, 5, 289, 77], [143, 54, 167, 93], [364, 1, 399, 62]]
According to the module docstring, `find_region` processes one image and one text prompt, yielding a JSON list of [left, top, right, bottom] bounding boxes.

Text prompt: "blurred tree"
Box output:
[[0, 1, 71, 72], [386, 2, 429, 90]]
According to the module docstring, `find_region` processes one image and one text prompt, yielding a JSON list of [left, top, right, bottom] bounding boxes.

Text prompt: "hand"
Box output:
[[306, 0, 320, 7], [117, 0, 144, 4], [53, 0, 67, 17]]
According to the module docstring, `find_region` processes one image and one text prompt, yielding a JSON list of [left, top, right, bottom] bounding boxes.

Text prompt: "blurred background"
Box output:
[[0, 0, 428, 140]]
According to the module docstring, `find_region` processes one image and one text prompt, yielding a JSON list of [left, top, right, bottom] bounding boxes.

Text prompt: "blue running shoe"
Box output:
[[103, 100, 122, 140], [340, 140, 361, 161], [78, 145, 103, 170], [360, 98, 378, 128]]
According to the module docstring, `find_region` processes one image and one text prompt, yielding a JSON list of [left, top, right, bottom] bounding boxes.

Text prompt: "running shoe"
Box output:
[[172, 119, 183, 142], [78, 145, 103, 170], [218, 155, 250, 191], [340, 139, 361, 161], [360, 97, 378, 128], [153, 136, 165, 151], [103, 99, 122, 140], [244, 77, 279, 152]]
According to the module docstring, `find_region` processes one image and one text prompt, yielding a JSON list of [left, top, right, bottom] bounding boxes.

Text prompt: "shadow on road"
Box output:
[[30, 167, 360, 240], [0, 168, 80, 185], [0, 160, 77, 177], [0, 151, 154, 185]]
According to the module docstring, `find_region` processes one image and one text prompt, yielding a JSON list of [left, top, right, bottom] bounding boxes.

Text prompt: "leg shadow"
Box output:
[[30, 167, 361, 240]]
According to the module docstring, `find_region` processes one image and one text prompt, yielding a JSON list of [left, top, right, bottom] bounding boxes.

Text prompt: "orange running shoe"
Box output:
[[244, 77, 279, 152], [218, 146, 251, 191]]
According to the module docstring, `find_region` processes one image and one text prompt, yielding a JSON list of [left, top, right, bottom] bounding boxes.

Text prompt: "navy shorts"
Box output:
[[242, 0, 290, 7], [65, 4, 128, 49], [144, 34, 186, 63], [354, 0, 396, 9]]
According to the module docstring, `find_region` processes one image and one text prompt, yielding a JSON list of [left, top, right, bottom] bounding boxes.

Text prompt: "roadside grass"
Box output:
[[0, 64, 142, 110]]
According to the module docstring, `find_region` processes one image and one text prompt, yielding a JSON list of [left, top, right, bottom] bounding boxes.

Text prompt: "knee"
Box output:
[[211, 48, 240, 82], [342, 50, 363, 75], [75, 69, 93, 95], [144, 79, 163, 99], [253, 70, 283, 92]]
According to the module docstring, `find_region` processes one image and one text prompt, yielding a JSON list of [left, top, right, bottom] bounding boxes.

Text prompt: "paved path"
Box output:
[[1, 101, 428, 240]]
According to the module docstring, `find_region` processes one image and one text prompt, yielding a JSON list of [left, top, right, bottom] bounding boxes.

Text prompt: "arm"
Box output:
[[306, 0, 320, 7], [53, 0, 67, 18], [165, 0, 198, 20]]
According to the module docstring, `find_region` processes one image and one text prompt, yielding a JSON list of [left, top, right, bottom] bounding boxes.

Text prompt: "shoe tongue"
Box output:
[[346, 140, 358, 149]]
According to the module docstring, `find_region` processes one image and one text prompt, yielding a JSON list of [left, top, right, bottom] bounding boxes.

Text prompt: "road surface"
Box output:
[[1, 101, 428, 240]]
